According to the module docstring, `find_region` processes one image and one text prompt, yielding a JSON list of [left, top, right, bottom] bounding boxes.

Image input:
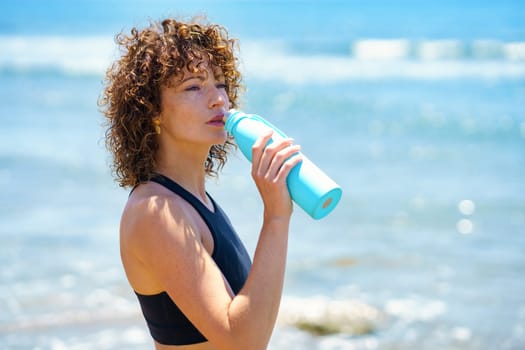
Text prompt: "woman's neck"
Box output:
[[154, 142, 210, 203]]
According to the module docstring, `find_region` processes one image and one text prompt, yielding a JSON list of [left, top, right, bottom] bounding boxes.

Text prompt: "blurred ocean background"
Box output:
[[1, 0, 524, 349]]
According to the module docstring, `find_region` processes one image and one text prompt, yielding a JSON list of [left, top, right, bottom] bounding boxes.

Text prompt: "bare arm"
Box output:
[[123, 133, 301, 350], [228, 132, 302, 348]]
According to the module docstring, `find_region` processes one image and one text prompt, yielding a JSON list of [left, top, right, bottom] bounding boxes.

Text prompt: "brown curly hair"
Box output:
[[99, 18, 242, 188]]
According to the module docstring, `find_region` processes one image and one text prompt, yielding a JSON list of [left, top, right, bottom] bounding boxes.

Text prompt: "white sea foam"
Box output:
[[242, 40, 525, 83], [0, 298, 140, 333], [384, 297, 446, 322], [1, 36, 524, 82], [0, 308, 141, 334], [243, 54, 525, 83], [504, 42, 525, 61], [352, 39, 411, 60], [0, 35, 116, 75]]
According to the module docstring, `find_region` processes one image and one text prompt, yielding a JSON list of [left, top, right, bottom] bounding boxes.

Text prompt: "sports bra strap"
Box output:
[[150, 173, 215, 213]]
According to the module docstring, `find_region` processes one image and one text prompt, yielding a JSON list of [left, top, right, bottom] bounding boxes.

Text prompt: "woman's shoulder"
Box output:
[[119, 182, 206, 294], [121, 182, 198, 240]]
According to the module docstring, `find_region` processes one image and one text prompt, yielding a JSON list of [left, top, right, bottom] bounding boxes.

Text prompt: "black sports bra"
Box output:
[[134, 174, 252, 345]]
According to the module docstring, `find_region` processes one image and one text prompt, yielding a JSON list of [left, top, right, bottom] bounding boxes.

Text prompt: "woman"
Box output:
[[100, 18, 302, 350]]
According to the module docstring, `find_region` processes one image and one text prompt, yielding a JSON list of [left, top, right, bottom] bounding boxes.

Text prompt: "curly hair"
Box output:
[[99, 18, 242, 188]]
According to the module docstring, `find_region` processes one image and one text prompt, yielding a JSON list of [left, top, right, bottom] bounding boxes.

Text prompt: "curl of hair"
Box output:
[[99, 18, 242, 188]]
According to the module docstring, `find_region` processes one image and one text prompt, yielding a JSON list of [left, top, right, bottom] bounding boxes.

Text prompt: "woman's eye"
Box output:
[[217, 83, 228, 90], [185, 85, 200, 91]]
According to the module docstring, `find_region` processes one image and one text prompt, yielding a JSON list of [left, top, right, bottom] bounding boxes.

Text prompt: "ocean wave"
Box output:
[[1, 36, 524, 82], [0, 303, 141, 334], [242, 53, 525, 83], [0, 35, 116, 76], [351, 39, 525, 61], [384, 297, 447, 322]]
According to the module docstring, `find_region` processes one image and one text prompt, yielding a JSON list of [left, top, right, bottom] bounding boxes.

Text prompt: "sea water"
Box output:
[[1, 1, 524, 349]]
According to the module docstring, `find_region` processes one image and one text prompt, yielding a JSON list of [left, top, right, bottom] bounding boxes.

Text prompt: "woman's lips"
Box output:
[[207, 114, 225, 126]]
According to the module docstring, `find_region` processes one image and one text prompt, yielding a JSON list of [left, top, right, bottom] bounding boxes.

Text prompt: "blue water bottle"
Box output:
[[224, 110, 342, 220]]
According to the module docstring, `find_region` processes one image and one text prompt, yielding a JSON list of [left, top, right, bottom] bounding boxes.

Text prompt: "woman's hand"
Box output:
[[251, 131, 303, 221]]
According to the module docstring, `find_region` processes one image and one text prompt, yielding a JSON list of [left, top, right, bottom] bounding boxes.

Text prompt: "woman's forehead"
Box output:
[[169, 62, 224, 84]]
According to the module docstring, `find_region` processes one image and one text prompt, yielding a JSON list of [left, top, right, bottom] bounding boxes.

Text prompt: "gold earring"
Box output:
[[153, 119, 161, 135]]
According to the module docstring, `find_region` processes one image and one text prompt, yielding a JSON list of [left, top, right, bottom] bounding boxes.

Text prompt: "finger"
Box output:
[[266, 144, 301, 181], [275, 149, 303, 183], [251, 130, 273, 169], [255, 137, 294, 178]]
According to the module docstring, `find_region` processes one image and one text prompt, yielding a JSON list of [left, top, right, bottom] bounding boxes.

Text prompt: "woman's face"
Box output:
[[158, 60, 230, 149]]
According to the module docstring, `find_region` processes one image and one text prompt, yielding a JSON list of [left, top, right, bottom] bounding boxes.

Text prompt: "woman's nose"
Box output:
[[209, 86, 227, 108]]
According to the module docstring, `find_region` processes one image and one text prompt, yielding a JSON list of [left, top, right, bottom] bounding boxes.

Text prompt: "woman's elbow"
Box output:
[[212, 325, 271, 350]]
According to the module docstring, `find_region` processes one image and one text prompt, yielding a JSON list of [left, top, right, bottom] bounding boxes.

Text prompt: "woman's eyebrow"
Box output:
[[180, 75, 205, 83]]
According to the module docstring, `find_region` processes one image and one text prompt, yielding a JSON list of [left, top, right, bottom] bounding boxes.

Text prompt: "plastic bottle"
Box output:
[[224, 109, 342, 220]]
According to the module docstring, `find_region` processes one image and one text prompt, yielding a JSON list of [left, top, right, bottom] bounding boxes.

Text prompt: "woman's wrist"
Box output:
[[262, 212, 291, 232]]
